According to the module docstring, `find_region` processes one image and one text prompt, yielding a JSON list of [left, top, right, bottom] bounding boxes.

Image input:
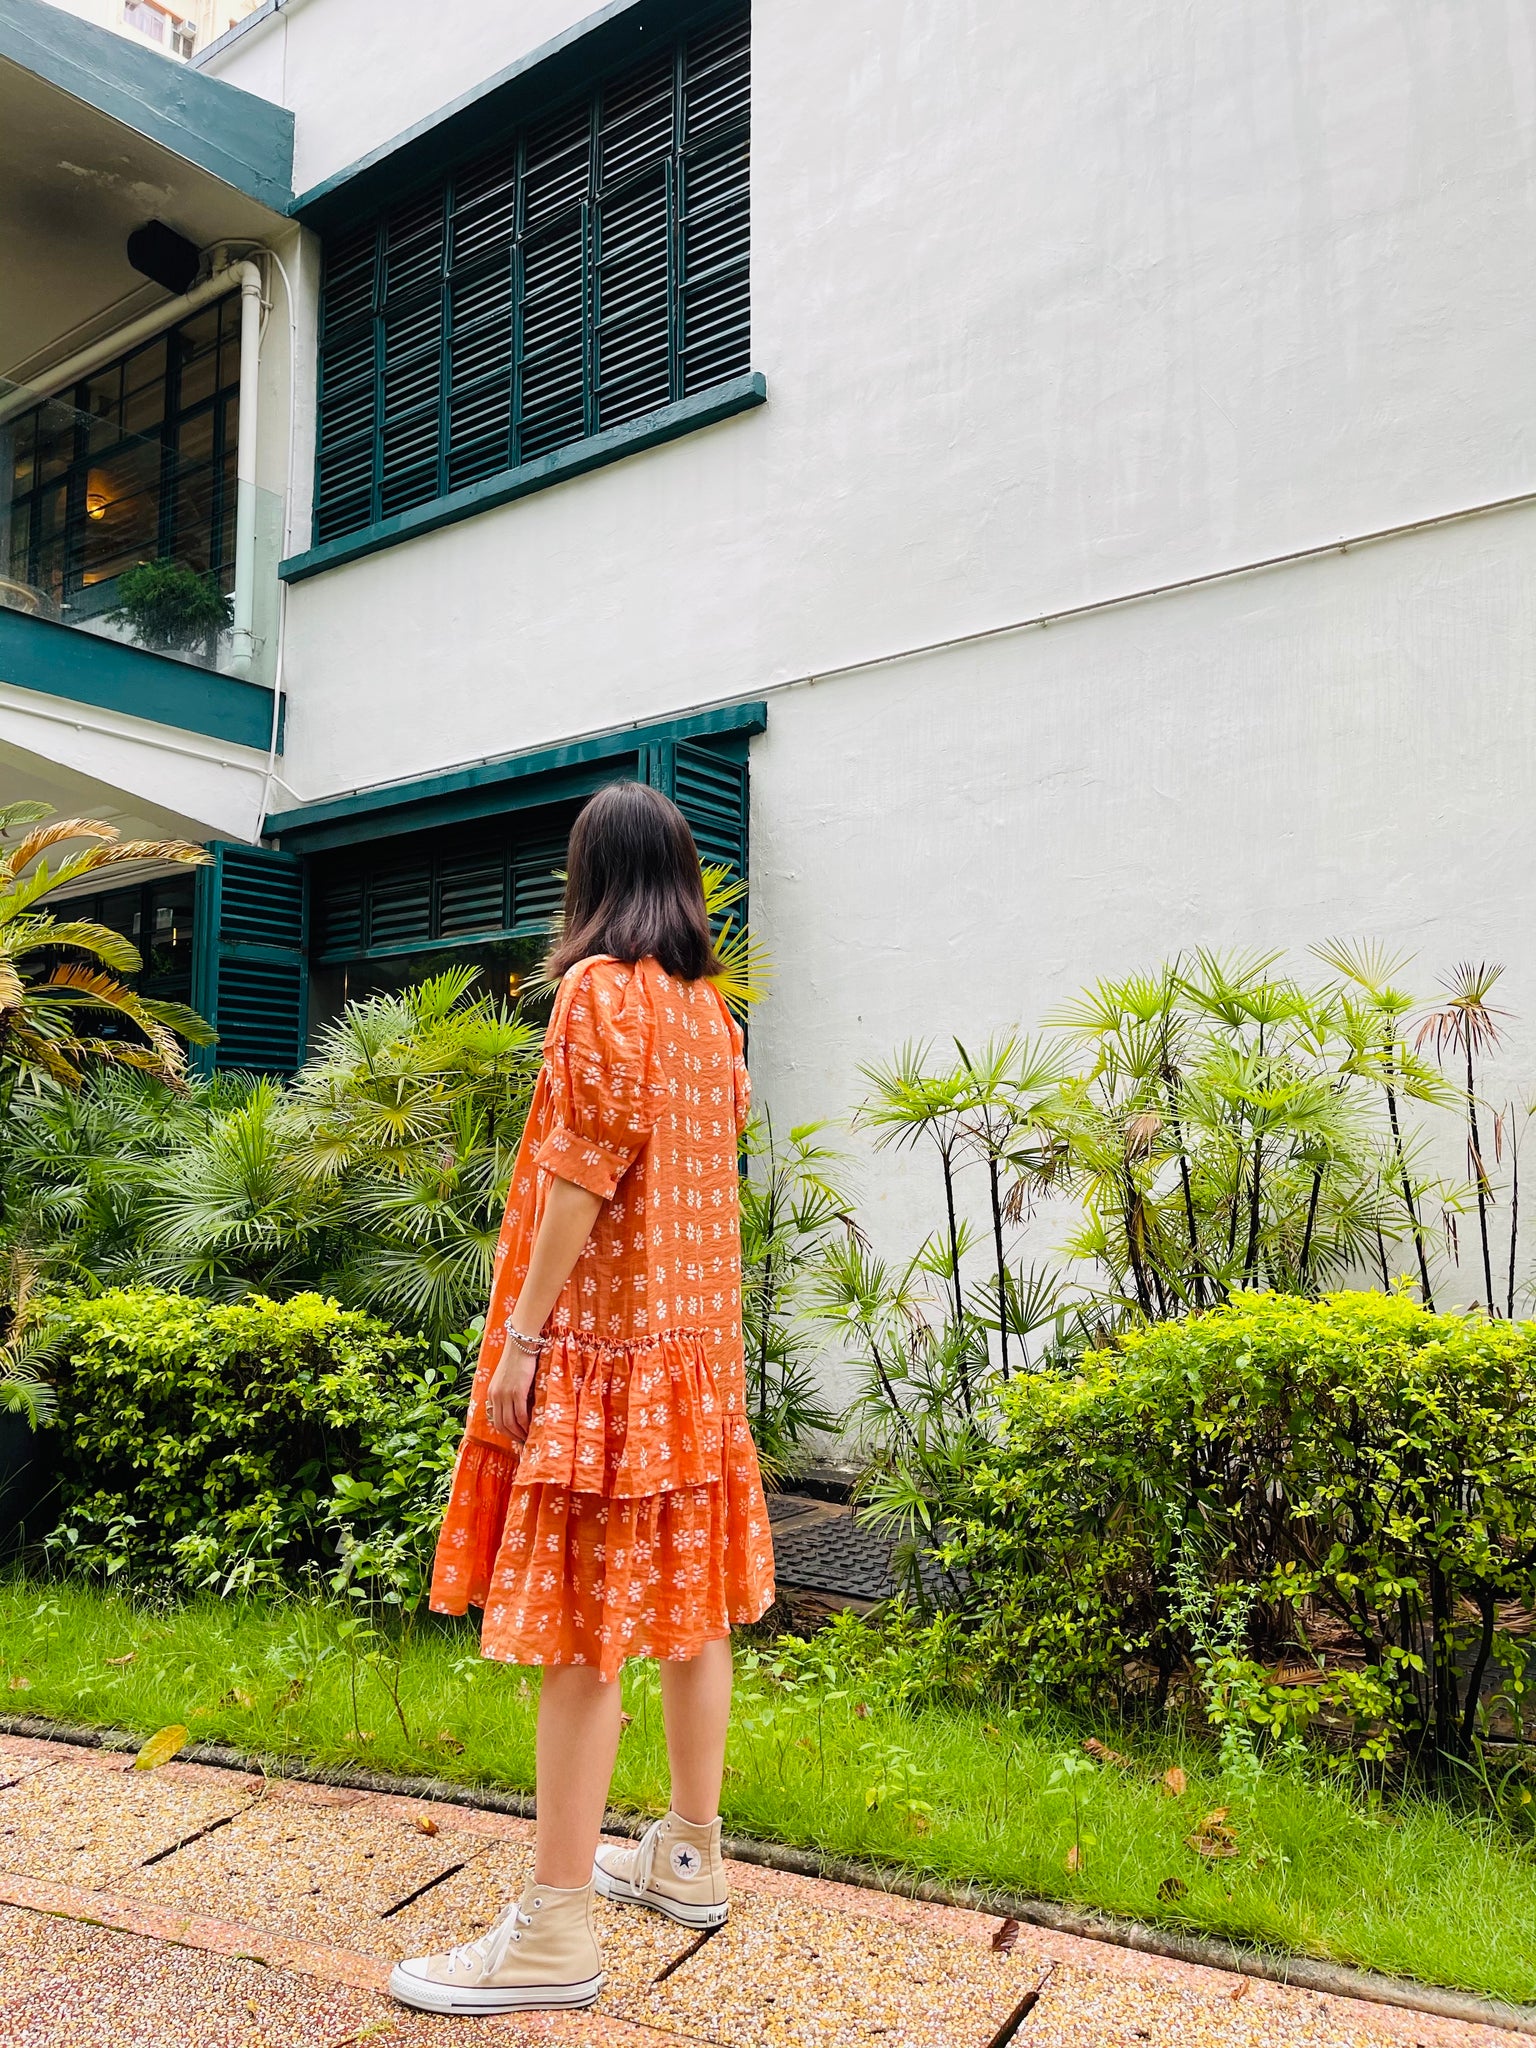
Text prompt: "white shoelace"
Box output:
[[618, 1816, 667, 1898], [444, 1897, 531, 1980]]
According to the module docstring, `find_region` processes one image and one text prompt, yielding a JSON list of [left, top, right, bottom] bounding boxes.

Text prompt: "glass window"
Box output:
[[2, 302, 241, 620]]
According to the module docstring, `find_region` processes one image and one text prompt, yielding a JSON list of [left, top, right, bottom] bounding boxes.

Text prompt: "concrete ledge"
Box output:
[[0, 607, 281, 751], [280, 374, 767, 584]]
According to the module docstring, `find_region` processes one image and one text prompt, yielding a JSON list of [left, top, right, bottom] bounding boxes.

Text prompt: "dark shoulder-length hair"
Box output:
[[545, 780, 724, 983]]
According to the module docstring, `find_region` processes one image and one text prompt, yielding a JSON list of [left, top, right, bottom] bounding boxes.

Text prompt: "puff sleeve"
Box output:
[[534, 961, 659, 1200]]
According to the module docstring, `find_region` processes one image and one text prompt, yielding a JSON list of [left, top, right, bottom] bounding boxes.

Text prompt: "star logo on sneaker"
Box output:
[[670, 1844, 700, 1876]]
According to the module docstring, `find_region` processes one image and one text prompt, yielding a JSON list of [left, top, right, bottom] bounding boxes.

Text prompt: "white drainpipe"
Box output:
[[0, 264, 249, 424], [227, 259, 264, 679]]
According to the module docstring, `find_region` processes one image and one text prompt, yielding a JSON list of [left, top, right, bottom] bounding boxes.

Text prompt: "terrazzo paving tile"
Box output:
[[610, 1885, 1044, 2047], [1021, 1965, 1514, 2048], [0, 1736, 67, 1790], [120, 1792, 494, 1950], [0, 1753, 256, 1888], [0, 1897, 703, 2047]]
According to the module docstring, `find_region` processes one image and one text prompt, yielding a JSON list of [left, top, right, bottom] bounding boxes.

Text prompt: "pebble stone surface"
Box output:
[[0, 1733, 1517, 2048]]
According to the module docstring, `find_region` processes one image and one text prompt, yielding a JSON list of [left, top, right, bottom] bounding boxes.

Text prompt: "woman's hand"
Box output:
[[484, 1337, 537, 1442], [481, 1178, 603, 1444]]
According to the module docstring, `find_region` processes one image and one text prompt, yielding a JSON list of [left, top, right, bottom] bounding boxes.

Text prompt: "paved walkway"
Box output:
[[0, 1733, 1512, 2048]]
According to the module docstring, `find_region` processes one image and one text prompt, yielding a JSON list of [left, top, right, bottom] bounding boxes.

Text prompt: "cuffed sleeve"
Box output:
[[534, 960, 659, 1199]]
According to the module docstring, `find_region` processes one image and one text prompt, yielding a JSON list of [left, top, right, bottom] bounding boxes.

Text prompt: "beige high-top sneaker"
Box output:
[[388, 1879, 604, 2015], [593, 1810, 730, 1928]]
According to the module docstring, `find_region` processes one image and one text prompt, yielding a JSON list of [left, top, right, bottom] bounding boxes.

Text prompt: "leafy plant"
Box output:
[[40, 1286, 457, 1600], [0, 802, 213, 1115], [738, 1116, 847, 1477], [110, 560, 232, 658], [939, 1290, 1536, 1773], [139, 971, 541, 1339]]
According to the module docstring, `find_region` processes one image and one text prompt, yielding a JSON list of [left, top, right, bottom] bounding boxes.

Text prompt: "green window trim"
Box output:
[[304, 1, 751, 560], [280, 371, 764, 583], [304, 725, 749, 979], [263, 700, 765, 853]]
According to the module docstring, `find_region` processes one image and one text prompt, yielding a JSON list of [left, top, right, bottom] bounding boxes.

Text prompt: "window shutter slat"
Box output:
[[367, 865, 434, 949], [438, 856, 509, 937], [673, 742, 748, 891], [511, 835, 569, 932]]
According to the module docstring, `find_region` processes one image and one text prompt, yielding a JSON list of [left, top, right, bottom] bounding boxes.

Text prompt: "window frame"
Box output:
[[297, 1, 753, 571], [5, 297, 242, 620]]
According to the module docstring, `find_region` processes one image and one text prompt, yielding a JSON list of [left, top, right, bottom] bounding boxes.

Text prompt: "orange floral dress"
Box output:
[[430, 955, 775, 1680]]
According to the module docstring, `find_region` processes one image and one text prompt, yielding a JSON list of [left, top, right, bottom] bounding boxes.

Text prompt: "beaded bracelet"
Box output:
[[504, 1325, 544, 1356]]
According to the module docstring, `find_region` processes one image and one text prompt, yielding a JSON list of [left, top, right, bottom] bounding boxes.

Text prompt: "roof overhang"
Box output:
[[265, 702, 767, 854], [0, 0, 293, 376]]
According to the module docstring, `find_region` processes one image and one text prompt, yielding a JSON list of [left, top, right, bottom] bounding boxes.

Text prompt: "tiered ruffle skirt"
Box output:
[[430, 1330, 774, 1681]]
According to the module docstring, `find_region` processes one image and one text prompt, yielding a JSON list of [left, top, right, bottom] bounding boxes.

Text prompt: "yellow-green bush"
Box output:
[[43, 1288, 465, 1601], [945, 1291, 1536, 1769]]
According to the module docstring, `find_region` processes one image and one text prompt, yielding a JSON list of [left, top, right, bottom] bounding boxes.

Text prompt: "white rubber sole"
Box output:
[[387, 1963, 605, 2015], [592, 1863, 730, 1929]]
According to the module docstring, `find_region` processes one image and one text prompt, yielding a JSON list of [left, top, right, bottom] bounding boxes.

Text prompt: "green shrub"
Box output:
[[42, 1287, 464, 1601], [111, 560, 231, 654], [943, 1290, 1536, 1770]]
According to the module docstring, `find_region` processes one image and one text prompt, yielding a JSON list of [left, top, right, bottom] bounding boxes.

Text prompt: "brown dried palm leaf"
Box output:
[[0, 817, 119, 879]]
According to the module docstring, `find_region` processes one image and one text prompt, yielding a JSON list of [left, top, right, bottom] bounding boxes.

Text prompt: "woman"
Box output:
[[391, 780, 775, 2018]]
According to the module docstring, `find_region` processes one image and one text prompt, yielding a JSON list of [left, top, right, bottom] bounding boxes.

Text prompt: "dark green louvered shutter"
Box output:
[[315, 224, 382, 542], [672, 741, 748, 899], [312, 3, 751, 550], [191, 844, 308, 1075]]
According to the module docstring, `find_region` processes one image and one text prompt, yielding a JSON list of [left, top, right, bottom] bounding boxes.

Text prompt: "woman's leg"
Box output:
[[658, 1636, 734, 1820], [534, 1666, 625, 1887]]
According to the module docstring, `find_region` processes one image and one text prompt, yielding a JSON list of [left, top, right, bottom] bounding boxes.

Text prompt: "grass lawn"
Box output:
[[0, 1578, 1532, 2006]]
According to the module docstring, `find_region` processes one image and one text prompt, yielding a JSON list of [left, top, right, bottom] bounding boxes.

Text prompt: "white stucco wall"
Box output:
[[203, 0, 1536, 1355]]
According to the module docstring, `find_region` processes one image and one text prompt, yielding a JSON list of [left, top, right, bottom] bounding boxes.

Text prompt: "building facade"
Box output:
[[3, 0, 1535, 1262], [44, 0, 263, 63]]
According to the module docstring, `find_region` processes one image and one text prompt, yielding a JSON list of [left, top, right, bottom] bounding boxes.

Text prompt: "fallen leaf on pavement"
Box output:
[[414, 1815, 439, 1836], [133, 1723, 189, 1771], [1230, 1979, 1251, 2001], [992, 1917, 1022, 1954]]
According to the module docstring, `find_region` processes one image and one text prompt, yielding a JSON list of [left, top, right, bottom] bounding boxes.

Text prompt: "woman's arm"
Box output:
[[483, 1176, 604, 1440]]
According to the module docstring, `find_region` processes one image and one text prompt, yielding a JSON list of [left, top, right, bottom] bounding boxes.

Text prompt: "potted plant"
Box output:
[[111, 560, 233, 663]]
